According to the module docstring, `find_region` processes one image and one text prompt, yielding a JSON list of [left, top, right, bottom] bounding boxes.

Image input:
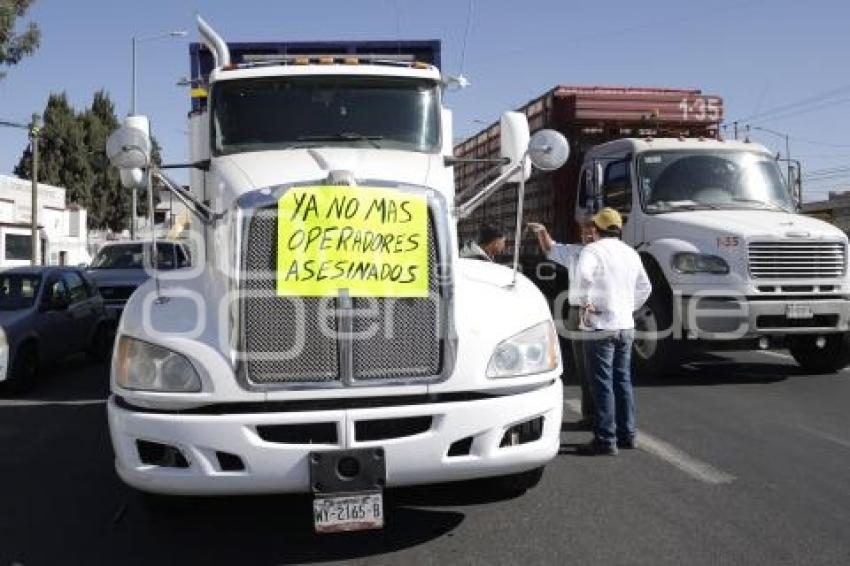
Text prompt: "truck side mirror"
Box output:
[[527, 129, 570, 171], [792, 164, 803, 209], [593, 161, 604, 197], [106, 115, 152, 172], [441, 108, 454, 159], [500, 111, 531, 182]]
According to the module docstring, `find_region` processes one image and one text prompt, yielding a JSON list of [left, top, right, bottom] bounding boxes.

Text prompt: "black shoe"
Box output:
[[617, 438, 637, 450], [576, 440, 618, 456]]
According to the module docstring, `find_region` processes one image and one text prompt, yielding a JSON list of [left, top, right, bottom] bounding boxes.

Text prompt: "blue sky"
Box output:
[[1, 0, 849, 201]]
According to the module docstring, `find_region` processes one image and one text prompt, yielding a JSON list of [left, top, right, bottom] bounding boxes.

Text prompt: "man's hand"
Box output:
[[527, 222, 553, 254]]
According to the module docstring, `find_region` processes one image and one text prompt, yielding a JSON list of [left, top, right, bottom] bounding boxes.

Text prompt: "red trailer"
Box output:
[[454, 85, 724, 252]]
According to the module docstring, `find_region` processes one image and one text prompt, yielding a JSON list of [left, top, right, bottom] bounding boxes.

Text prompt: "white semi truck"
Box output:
[[104, 17, 568, 532], [456, 86, 850, 375]]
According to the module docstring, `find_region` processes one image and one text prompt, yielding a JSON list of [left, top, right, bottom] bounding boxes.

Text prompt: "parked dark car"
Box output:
[[0, 266, 112, 392], [86, 240, 192, 321]]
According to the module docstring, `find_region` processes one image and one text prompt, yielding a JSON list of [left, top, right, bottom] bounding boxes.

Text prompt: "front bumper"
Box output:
[[681, 295, 850, 337], [107, 379, 563, 495]]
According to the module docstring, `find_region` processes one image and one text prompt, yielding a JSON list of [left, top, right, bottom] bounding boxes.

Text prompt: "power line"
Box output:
[[457, 0, 474, 75], [731, 82, 850, 124], [747, 96, 850, 125]]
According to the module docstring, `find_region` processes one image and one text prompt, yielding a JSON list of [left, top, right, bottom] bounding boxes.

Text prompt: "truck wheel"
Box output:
[[483, 466, 545, 497], [5, 343, 39, 393], [788, 333, 850, 374], [632, 292, 681, 377]]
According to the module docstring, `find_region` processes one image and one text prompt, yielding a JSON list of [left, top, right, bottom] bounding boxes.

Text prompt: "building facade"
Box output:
[[0, 175, 90, 267]]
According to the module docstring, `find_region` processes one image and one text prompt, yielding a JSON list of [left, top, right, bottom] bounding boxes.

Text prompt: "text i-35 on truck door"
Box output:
[[103, 16, 570, 533]]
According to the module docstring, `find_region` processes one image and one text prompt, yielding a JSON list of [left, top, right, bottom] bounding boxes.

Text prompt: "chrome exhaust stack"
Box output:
[[196, 14, 231, 68]]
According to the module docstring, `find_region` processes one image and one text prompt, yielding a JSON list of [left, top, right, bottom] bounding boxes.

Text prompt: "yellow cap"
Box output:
[[592, 207, 623, 230]]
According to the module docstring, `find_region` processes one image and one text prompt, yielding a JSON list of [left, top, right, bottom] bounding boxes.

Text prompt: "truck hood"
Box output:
[[644, 210, 848, 242], [213, 147, 443, 198], [86, 268, 150, 288]]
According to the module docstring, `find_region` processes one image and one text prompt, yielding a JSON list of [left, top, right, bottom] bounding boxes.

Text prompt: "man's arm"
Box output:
[[529, 222, 583, 268], [634, 261, 653, 308], [574, 247, 600, 308]]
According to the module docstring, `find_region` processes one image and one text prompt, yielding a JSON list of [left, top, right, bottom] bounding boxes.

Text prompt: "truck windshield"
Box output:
[[0, 274, 41, 310], [638, 151, 794, 213], [91, 243, 180, 270], [211, 76, 441, 155]]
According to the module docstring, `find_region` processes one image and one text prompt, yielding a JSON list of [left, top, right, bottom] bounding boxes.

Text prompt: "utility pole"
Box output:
[[131, 36, 137, 239], [0, 115, 40, 263], [29, 113, 40, 265]]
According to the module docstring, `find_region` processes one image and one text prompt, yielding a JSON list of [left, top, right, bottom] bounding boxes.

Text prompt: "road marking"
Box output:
[[0, 399, 105, 407], [564, 398, 735, 485], [797, 425, 850, 451]]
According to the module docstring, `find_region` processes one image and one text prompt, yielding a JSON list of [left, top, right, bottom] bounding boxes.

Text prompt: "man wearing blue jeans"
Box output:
[[573, 208, 652, 456]]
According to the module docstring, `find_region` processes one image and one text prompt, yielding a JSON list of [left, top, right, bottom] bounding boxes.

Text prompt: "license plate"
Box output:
[[786, 304, 814, 319], [313, 492, 384, 533]]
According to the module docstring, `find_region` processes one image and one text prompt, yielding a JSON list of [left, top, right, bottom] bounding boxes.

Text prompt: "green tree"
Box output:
[[15, 92, 94, 212], [0, 0, 41, 79], [16, 90, 165, 232], [81, 90, 125, 231]]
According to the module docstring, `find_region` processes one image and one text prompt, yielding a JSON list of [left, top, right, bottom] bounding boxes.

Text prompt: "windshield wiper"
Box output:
[[729, 198, 788, 212], [649, 201, 721, 212], [296, 133, 383, 148]]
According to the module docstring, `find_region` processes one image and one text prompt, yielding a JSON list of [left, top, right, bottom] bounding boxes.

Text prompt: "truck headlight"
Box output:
[[115, 336, 201, 392], [487, 321, 559, 378], [672, 252, 730, 275]]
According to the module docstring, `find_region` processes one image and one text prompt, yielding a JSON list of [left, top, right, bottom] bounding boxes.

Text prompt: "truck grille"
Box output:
[[240, 206, 442, 385], [748, 241, 847, 279]]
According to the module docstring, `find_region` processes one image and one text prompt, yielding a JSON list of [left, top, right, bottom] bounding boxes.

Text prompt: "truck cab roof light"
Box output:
[[222, 63, 237, 71], [343, 57, 359, 65], [412, 61, 430, 69], [293, 57, 309, 65], [318, 56, 334, 65]]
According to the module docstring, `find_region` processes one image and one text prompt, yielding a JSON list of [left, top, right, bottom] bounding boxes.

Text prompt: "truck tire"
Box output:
[[632, 292, 681, 377], [788, 333, 850, 374], [482, 466, 545, 497]]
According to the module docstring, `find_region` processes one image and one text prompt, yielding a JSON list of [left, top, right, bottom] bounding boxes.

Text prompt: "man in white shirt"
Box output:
[[528, 218, 596, 426], [574, 208, 652, 456]]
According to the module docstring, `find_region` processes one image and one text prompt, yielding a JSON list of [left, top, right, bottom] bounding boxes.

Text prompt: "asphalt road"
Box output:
[[1, 350, 849, 565]]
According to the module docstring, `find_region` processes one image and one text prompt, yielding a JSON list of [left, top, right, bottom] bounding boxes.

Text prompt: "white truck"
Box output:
[[585, 137, 850, 374], [456, 86, 850, 375], [104, 17, 568, 532]]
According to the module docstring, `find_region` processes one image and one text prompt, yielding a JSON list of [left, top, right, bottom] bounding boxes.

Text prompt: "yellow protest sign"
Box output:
[[276, 186, 430, 298]]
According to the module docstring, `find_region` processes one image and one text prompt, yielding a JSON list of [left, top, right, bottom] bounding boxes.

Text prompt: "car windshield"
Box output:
[[0, 274, 41, 310], [638, 150, 795, 213], [211, 75, 441, 155], [90, 243, 179, 270]]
